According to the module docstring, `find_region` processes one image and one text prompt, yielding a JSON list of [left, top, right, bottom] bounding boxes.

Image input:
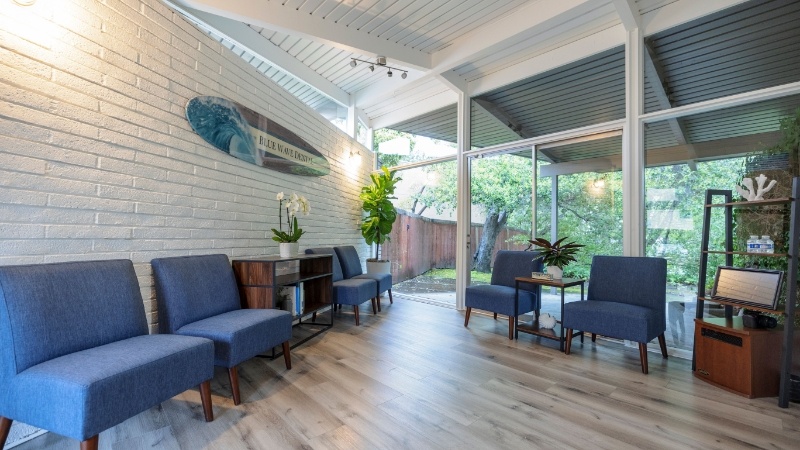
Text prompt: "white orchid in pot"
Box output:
[[271, 192, 310, 257]]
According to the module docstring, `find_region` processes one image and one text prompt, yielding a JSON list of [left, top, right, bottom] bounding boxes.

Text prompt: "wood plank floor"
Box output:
[[15, 296, 800, 450]]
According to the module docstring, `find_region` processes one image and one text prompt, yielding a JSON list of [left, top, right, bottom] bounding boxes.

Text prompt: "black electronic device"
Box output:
[[742, 312, 778, 329], [711, 266, 784, 310]]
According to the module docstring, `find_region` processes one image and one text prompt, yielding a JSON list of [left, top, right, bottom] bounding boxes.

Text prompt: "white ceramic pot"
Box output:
[[279, 242, 299, 257], [367, 260, 391, 274], [546, 265, 563, 279]]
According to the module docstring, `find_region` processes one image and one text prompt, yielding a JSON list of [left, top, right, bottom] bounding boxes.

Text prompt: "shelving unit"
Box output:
[[232, 254, 333, 349], [695, 178, 799, 407]]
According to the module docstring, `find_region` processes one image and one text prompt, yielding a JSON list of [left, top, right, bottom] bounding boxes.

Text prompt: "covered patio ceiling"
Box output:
[[388, 0, 800, 170], [165, 0, 770, 132]]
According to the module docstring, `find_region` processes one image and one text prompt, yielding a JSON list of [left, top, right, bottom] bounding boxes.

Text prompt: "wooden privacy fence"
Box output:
[[382, 210, 529, 283]]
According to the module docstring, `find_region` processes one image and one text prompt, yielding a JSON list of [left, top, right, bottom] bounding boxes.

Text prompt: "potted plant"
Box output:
[[271, 192, 310, 257], [528, 237, 584, 279], [360, 167, 402, 273]]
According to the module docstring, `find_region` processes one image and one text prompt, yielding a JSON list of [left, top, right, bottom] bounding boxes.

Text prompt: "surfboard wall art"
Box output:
[[185, 96, 331, 177]]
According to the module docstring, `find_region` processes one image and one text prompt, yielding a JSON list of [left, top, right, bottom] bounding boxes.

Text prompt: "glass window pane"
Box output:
[[373, 128, 456, 168], [644, 94, 800, 354], [384, 161, 458, 306]]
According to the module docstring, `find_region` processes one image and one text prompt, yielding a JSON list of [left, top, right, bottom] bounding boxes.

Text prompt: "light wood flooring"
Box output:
[[15, 296, 800, 449]]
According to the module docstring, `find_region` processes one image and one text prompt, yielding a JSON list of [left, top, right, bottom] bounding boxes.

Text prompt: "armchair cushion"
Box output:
[[332, 278, 378, 306], [465, 284, 536, 317], [563, 301, 662, 343], [334, 246, 364, 278], [177, 309, 292, 367], [5, 335, 213, 441]]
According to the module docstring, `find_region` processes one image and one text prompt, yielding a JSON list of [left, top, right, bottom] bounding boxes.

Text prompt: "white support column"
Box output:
[[346, 96, 357, 139], [454, 89, 472, 310], [551, 176, 558, 243], [531, 146, 538, 239], [622, 27, 645, 257]]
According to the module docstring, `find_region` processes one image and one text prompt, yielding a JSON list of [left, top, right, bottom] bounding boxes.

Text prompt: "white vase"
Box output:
[[367, 260, 391, 274], [279, 242, 299, 257], [546, 265, 563, 279]]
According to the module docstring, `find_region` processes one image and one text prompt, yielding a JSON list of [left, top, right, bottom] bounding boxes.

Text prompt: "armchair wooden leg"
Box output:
[[591, 333, 597, 342], [371, 298, 377, 314], [282, 341, 292, 370], [638, 343, 649, 374], [312, 311, 317, 322], [228, 367, 241, 405], [493, 312, 498, 320], [658, 333, 668, 359], [464, 307, 472, 327], [199, 380, 214, 422], [354, 306, 360, 326], [508, 316, 514, 340], [0, 417, 13, 448], [377, 295, 382, 312], [565, 328, 573, 355], [388, 289, 393, 304], [80, 435, 99, 450]]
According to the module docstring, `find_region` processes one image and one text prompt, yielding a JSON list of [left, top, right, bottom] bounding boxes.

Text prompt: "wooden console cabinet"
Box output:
[[694, 317, 782, 398], [231, 254, 332, 317]]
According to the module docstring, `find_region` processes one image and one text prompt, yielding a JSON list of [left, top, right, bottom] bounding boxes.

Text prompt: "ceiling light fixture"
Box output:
[[13, 0, 36, 5], [349, 56, 408, 79]]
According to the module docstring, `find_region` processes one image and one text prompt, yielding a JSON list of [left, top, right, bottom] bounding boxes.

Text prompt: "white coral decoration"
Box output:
[[538, 313, 557, 329], [735, 174, 777, 201]]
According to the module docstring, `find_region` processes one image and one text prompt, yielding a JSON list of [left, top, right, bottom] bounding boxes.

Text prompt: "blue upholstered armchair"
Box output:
[[464, 250, 542, 340], [151, 254, 293, 405], [562, 255, 668, 374], [0, 260, 215, 450], [306, 248, 377, 325], [335, 246, 393, 311]]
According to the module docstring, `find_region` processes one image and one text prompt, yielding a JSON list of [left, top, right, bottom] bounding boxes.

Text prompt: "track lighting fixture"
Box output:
[[349, 56, 408, 79]]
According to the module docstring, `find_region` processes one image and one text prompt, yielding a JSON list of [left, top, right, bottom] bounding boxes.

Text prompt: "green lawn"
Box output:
[[424, 268, 492, 283]]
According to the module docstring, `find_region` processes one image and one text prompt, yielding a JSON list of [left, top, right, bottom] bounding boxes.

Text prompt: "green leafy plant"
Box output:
[[360, 167, 402, 261], [528, 237, 585, 269], [271, 192, 310, 243]]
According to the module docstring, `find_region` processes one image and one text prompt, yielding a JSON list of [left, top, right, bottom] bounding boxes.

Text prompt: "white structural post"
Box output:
[[347, 96, 357, 139], [454, 92, 472, 310], [622, 26, 645, 256], [531, 146, 538, 239]]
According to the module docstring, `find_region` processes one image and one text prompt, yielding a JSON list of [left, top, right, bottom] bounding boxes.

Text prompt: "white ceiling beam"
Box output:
[[469, 24, 626, 97], [472, 98, 558, 163], [370, 90, 457, 130], [175, 0, 431, 70], [177, 6, 351, 107], [431, 0, 602, 74], [642, 0, 751, 36], [611, 0, 641, 31]]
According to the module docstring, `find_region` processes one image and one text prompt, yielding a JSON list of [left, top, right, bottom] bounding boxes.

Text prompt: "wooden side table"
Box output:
[[514, 276, 585, 351]]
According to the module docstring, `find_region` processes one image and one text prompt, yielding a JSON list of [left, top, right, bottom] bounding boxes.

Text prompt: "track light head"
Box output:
[[401, 72, 407, 79], [387, 70, 393, 77], [350, 60, 357, 68], [369, 65, 374, 72]]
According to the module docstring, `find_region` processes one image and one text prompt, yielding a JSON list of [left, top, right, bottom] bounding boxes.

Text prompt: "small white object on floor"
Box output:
[[539, 313, 557, 329]]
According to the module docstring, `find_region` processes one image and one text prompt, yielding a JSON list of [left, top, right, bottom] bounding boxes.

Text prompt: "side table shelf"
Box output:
[[232, 254, 334, 351]]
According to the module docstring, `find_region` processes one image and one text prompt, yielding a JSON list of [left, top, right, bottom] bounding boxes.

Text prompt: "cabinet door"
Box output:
[[694, 325, 752, 396]]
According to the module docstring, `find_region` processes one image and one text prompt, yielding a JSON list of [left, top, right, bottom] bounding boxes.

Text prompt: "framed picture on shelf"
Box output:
[[710, 266, 784, 310]]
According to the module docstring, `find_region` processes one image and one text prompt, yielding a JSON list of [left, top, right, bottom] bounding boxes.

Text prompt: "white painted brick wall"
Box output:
[[0, 0, 374, 331]]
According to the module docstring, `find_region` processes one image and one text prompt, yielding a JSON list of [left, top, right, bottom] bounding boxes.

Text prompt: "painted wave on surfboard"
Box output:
[[185, 96, 330, 177]]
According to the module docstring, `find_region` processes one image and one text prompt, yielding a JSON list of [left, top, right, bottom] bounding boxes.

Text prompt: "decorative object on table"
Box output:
[[185, 96, 330, 176], [538, 313, 557, 329], [360, 167, 402, 274], [527, 237, 585, 280], [530, 271, 553, 280], [271, 192, 310, 257], [735, 174, 777, 201]]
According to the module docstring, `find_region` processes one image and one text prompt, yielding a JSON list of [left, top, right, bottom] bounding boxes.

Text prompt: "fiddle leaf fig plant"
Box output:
[[360, 167, 402, 261]]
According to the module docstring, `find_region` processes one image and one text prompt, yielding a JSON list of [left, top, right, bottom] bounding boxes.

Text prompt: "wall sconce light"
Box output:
[[13, 0, 36, 5], [350, 56, 408, 79], [346, 149, 362, 166]]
